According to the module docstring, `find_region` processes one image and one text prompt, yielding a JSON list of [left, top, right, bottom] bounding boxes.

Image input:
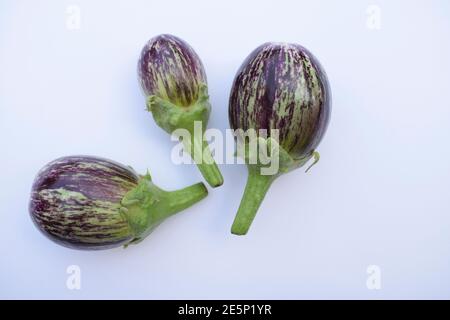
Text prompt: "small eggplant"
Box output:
[[229, 43, 331, 235], [138, 34, 223, 187], [29, 156, 207, 250]]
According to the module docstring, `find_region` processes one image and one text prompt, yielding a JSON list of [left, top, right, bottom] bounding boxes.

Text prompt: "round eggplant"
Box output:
[[29, 156, 208, 250], [229, 43, 331, 235], [138, 34, 223, 187]]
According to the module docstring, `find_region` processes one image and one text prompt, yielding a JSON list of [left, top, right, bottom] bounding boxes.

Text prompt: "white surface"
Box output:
[[1, 0, 450, 299]]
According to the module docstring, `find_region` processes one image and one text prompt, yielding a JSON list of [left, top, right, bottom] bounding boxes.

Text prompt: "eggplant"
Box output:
[[138, 34, 223, 187], [29, 156, 207, 250], [229, 43, 331, 235]]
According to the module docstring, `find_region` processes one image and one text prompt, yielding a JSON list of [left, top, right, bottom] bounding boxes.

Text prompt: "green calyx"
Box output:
[[231, 136, 320, 235], [146, 83, 224, 188], [237, 136, 316, 175], [119, 173, 208, 246], [147, 83, 210, 134]]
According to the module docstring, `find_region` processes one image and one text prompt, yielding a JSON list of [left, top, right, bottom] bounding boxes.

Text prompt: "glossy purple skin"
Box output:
[[29, 156, 137, 250], [229, 43, 331, 159], [138, 34, 207, 107]]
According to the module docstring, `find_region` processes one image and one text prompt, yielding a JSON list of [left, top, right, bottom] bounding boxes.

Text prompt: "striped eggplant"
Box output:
[[229, 43, 331, 235], [138, 34, 223, 187], [29, 156, 208, 250]]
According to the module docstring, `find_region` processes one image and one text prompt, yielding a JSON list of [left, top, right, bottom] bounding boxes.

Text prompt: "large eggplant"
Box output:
[[29, 156, 207, 250], [138, 34, 223, 187], [229, 43, 331, 235]]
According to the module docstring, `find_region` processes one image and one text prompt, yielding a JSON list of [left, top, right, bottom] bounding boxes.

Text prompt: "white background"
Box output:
[[1, 0, 450, 299]]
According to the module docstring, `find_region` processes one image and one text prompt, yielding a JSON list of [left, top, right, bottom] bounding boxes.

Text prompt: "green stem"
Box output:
[[231, 166, 276, 235], [158, 182, 208, 220], [184, 135, 224, 188], [121, 175, 208, 243]]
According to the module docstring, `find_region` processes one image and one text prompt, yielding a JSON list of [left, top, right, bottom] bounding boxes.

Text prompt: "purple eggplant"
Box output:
[[138, 34, 223, 187], [29, 156, 207, 250], [229, 43, 331, 235]]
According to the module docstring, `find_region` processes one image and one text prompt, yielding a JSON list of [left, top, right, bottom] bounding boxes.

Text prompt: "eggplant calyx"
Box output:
[[146, 83, 223, 188], [120, 173, 208, 245], [146, 83, 211, 134], [236, 136, 314, 176]]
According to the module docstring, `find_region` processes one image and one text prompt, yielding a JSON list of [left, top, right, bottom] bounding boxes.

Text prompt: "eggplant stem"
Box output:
[[305, 151, 320, 173], [184, 135, 224, 188], [162, 182, 208, 219], [231, 167, 275, 235]]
